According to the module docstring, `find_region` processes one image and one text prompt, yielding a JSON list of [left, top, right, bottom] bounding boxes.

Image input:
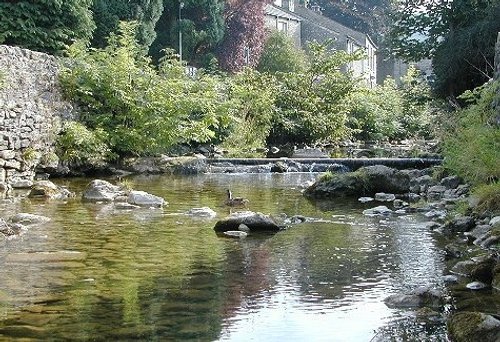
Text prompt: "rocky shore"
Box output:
[[305, 164, 500, 341]]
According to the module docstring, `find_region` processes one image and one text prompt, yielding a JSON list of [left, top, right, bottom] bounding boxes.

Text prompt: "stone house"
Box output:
[[265, 0, 377, 87]]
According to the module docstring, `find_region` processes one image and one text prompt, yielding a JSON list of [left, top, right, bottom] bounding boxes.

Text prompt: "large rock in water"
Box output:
[[305, 165, 411, 198], [82, 180, 126, 202], [447, 312, 500, 342], [28, 180, 74, 199], [214, 211, 281, 232], [127, 190, 166, 208]]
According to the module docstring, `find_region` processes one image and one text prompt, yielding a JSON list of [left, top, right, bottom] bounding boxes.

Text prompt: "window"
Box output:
[[278, 21, 288, 32]]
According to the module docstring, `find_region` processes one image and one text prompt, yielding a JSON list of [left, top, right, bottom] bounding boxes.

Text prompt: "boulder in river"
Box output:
[[82, 180, 126, 202], [447, 312, 500, 342], [305, 165, 411, 198], [384, 286, 445, 309], [186, 207, 217, 218], [28, 180, 74, 199], [127, 190, 166, 208], [214, 211, 282, 232], [8, 213, 51, 225]]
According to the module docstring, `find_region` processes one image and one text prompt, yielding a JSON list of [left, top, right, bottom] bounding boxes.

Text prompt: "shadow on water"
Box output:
[[0, 173, 449, 341]]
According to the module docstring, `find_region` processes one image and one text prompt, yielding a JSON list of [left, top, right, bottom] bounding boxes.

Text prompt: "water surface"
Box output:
[[0, 173, 447, 341]]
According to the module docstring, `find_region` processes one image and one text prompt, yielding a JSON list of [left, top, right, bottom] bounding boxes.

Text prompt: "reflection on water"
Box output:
[[0, 174, 447, 340]]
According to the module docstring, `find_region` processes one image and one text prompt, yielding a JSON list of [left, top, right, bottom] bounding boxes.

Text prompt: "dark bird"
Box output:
[[224, 189, 249, 207]]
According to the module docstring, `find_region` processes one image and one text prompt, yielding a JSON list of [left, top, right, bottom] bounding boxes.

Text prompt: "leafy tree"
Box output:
[[388, 0, 500, 97], [60, 22, 231, 157], [218, 0, 271, 72], [223, 68, 277, 154], [0, 0, 94, 55], [257, 30, 306, 74], [269, 41, 360, 145], [91, 0, 164, 50], [149, 0, 225, 66]]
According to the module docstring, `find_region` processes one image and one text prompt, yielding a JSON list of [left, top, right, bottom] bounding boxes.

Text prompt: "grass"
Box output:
[[473, 181, 500, 215]]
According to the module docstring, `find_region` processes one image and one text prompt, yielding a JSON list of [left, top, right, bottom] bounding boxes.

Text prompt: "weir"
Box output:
[[206, 157, 442, 170]]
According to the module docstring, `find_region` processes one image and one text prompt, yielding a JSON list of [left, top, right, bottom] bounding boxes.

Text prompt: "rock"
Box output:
[[5, 251, 86, 263], [415, 307, 442, 322], [443, 275, 459, 284], [358, 197, 374, 203], [0, 218, 27, 237], [466, 224, 492, 240], [466, 281, 488, 290], [82, 179, 125, 202], [440, 175, 461, 189], [223, 231, 248, 238], [214, 211, 281, 232], [186, 207, 217, 218], [479, 235, 499, 248], [305, 165, 411, 198], [287, 215, 307, 224], [114, 202, 141, 210], [0, 182, 11, 192], [9, 213, 51, 225], [238, 224, 250, 232], [10, 179, 33, 188], [452, 260, 476, 276], [424, 209, 447, 219], [410, 175, 434, 193], [443, 216, 475, 234], [447, 312, 500, 342], [407, 193, 421, 202], [363, 206, 393, 216], [28, 180, 73, 199], [384, 287, 445, 308], [271, 161, 288, 173], [490, 216, 500, 227], [127, 191, 165, 208], [444, 244, 463, 259], [393, 199, 408, 209], [427, 185, 447, 200], [374, 192, 396, 202]]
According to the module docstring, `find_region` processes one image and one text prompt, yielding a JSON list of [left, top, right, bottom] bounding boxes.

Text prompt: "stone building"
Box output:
[[265, 0, 377, 87]]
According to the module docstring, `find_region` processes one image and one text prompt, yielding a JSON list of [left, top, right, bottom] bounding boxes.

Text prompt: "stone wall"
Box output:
[[0, 45, 75, 186]]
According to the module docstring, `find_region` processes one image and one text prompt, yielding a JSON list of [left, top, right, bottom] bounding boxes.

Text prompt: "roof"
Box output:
[[265, 4, 302, 22], [294, 5, 367, 47]]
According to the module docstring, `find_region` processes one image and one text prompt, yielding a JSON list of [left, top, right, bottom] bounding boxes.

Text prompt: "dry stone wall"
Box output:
[[0, 45, 75, 186]]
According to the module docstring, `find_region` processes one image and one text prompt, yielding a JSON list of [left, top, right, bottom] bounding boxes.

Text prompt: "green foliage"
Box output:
[[0, 0, 94, 55], [388, 0, 500, 97], [56, 122, 112, 166], [149, 0, 225, 65], [347, 67, 435, 141], [222, 68, 277, 152], [269, 41, 360, 145], [442, 81, 500, 185], [257, 30, 307, 74], [60, 22, 231, 157], [473, 181, 500, 214], [91, 0, 164, 50]]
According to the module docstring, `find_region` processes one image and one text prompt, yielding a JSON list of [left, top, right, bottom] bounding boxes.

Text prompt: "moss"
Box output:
[[447, 312, 484, 341]]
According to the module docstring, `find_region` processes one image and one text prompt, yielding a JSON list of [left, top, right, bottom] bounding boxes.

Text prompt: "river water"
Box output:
[[0, 173, 448, 341]]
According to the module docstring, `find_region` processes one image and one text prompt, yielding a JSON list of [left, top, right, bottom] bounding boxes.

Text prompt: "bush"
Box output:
[[60, 21, 231, 157], [473, 182, 500, 215], [56, 122, 112, 166], [442, 81, 500, 185], [257, 30, 306, 74]]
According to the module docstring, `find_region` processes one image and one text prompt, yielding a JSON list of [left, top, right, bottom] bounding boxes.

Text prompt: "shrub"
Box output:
[[442, 81, 500, 185], [473, 182, 500, 215], [257, 30, 306, 74], [60, 21, 231, 157], [56, 122, 112, 166]]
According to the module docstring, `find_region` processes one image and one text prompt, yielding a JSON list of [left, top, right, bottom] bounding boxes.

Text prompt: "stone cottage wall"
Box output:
[[0, 45, 75, 186]]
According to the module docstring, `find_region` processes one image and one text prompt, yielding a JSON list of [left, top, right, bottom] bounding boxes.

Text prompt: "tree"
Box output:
[[269, 41, 360, 145], [149, 0, 225, 66], [257, 30, 306, 74], [218, 0, 271, 73], [388, 0, 500, 97], [0, 0, 94, 55], [91, 0, 164, 50]]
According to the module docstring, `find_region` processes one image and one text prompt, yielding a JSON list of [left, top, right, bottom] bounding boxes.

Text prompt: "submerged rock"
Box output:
[[466, 281, 488, 290], [384, 287, 445, 308], [223, 231, 248, 238], [363, 206, 393, 216], [186, 207, 217, 218], [214, 211, 281, 232], [374, 192, 396, 202], [447, 312, 500, 342], [9, 213, 51, 225]]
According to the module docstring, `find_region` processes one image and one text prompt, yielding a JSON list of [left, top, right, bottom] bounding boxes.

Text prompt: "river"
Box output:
[[0, 173, 448, 341]]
